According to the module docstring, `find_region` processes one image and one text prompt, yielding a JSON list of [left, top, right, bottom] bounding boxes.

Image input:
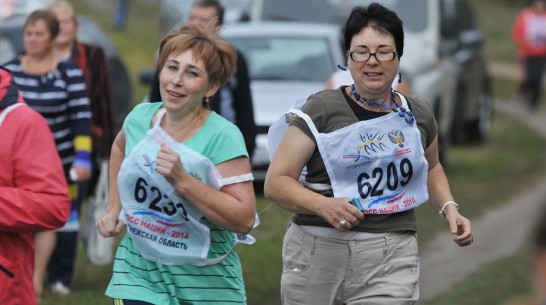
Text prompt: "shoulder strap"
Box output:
[[395, 91, 409, 107], [221, 173, 254, 185], [0, 103, 24, 128], [290, 109, 320, 137], [153, 108, 166, 127]]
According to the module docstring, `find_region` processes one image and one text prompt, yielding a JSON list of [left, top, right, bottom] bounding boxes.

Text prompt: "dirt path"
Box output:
[[417, 98, 546, 303], [490, 61, 546, 87]]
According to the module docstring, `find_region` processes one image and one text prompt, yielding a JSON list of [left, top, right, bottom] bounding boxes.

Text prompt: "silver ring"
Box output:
[[339, 219, 347, 228]]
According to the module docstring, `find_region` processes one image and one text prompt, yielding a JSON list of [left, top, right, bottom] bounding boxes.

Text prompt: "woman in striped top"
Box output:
[[2, 10, 91, 297]]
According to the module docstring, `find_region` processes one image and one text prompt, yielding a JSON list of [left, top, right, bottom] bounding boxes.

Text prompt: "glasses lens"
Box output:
[[351, 51, 395, 62], [351, 51, 368, 61], [376, 52, 395, 61]]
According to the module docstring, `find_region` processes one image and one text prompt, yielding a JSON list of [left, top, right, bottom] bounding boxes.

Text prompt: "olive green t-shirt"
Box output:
[[291, 87, 438, 233]]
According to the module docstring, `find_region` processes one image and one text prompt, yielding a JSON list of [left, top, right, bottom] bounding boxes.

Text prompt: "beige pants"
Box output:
[[280, 223, 420, 305]]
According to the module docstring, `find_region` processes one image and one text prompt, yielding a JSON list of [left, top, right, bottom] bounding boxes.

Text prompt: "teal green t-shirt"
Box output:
[[106, 102, 249, 304], [123, 102, 248, 163]]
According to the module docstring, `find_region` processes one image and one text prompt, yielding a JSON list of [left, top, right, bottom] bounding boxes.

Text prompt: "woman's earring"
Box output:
[[398, 72, 402, 84], [205, 96, 211, 104]]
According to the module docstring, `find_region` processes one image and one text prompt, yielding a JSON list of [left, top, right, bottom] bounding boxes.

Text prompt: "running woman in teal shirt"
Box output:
[[96, 21, 257, 305]]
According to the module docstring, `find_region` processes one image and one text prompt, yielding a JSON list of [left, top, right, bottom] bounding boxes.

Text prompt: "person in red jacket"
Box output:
[[511, 0, 546, 110], [0, 66, 71, 305]]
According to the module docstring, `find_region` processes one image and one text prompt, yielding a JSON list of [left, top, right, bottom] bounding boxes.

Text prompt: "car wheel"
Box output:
[[450, 82, 467, 144], [433, 99, 450, 165], [465, 79, 493, 143]]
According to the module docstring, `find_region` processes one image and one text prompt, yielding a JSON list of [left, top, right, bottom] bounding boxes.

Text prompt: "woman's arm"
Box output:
[[425, 135, 473, 246], [96, 129, 126, 237], [156, 143, 256, 234], [264, 126, 363, 231], [66, 68, 92, 181]]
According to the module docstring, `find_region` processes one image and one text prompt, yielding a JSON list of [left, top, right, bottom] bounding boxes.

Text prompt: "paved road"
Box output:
[[417, 98, 546, 303]]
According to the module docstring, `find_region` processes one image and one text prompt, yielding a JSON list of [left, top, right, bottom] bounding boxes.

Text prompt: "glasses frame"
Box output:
[[348, 50, 397, 62]]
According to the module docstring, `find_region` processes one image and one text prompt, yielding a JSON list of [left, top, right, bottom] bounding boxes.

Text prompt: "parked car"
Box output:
[[222, 21, 346, 180], [255, 0, 494, 152], [0, 14, 133, 133]]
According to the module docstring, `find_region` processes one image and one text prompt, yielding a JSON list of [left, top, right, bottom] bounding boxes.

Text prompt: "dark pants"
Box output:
[[48, 155, 101, 286], [524, 55, 546, 110], [47, 231, 78, 285]]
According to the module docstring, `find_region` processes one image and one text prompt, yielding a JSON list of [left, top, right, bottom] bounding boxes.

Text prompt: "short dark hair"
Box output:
[[192, 0, 225, 25], [343, 3, 404, 58], [24, 10, 60, 40]]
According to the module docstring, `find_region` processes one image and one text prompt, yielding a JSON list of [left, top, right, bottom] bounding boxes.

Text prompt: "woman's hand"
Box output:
[[318, 197, 364, 232], [424, 137, 473, 246], [96, 211, 124, 237], [70, 166, 91, 182], [156, 143, 187, 187], [444, 206, 473, 246]]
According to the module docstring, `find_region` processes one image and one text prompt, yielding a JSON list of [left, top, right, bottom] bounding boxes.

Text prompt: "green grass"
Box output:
[[72, 0, 162, 105], [35, 0, 546, 304], [494, 75, 520, 100], [473, 0, 519, 63]]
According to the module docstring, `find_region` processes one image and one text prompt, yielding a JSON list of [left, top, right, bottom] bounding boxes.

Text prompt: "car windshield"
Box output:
[[262, 0, 428, 33], [227, 36, 335, 82]]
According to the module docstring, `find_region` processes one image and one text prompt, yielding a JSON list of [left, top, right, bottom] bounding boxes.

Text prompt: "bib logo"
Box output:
[[142, 154, 156, 174], [359, 132, 389, 155], [187, 172, 202, 182], [284, 112, 297, 124], [344, 131, 389, 161], [388, 129, 405, 148], [343, 131, 389, 167]]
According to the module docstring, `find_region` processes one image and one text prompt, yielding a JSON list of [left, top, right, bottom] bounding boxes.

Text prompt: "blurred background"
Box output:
[[1, 0, 545, 304]]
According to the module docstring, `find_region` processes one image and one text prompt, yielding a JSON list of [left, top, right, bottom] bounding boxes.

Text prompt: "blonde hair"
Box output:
[[157, 19, 237, 88]]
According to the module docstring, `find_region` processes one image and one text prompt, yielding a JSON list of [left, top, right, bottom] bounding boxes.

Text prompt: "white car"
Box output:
[[222, 21, 346, 180]]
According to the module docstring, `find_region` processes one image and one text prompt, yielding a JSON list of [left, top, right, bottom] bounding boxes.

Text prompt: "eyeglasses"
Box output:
[[349, 50, 397, 62]]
